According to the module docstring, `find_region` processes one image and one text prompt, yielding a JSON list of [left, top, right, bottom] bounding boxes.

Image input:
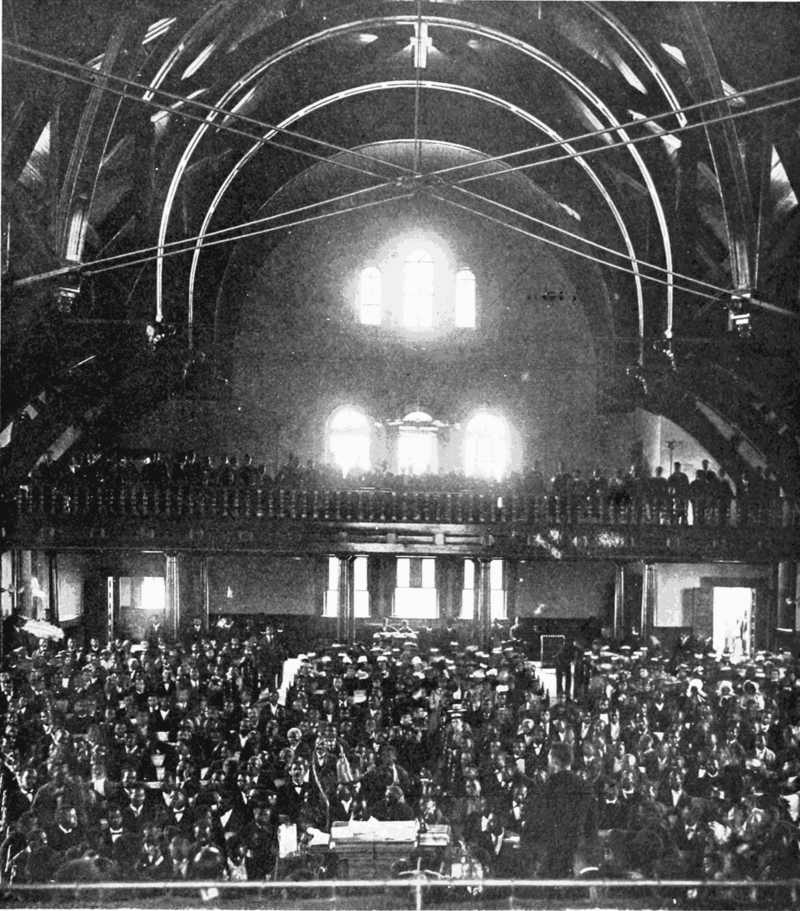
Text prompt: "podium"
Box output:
[[330, 820, 417, 879]]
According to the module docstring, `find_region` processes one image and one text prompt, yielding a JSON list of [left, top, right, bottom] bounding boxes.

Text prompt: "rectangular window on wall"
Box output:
[[461, 559, 506, 620], [141, 577, 166, 611], [395, 557, 437, 618], [461, 559, 475, 620], [324, 557, 370, 618], [490, 559, 507, 620], [353, 557, 370, 617], [324, 557, 339, 618]]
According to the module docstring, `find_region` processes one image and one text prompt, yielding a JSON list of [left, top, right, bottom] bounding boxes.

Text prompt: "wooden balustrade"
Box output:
[[13, 480, 797, 529]]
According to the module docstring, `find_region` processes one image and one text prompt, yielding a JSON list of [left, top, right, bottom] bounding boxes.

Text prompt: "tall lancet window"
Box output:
[[403, 250, 434, 327], [328, 406, 371, 477], [464, 411, 508, 480], [455, 269, 476, 328], [359, 266, 381, 325]]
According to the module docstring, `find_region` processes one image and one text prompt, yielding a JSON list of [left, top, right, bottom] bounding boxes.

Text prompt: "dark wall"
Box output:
[[515, 561, 615, 620], [207, 555, 321, 615]]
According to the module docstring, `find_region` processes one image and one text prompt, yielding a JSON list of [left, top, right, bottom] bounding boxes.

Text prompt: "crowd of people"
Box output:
[[1, 615, 799, 901], [17, 448, 791, 528]]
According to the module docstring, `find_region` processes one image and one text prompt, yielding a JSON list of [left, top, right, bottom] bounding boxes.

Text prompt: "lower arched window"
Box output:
[[464, 411, 508, 480], [328, 407, 371, 476]]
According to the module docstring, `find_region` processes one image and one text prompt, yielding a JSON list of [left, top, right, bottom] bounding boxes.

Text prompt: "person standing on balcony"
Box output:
[[667, 462, 689, 525]]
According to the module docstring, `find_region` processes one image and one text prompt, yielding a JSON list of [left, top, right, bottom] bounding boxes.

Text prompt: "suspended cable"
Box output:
[[436, 188, 800, 319], [82, 191, 415, 277], [4, 44, 414, 184], [15, 149, 762, 313], [6, 42, 796, 312], [10, 37, 800, 200], [74, 172, 734, 304], [14, 183, 400, 288], [451, 184, 731, 297], [428, 189, 725, 303], [454, 94, 800, 185], [427, 70, 800, 180]]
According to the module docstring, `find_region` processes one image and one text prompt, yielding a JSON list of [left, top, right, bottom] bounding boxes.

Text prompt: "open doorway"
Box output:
[[712, 586, 753, 658]]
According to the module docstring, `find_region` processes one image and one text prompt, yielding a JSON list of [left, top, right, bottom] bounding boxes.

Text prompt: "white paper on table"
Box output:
[[278, 823, 298, 857], [306, 827, 331, 848]]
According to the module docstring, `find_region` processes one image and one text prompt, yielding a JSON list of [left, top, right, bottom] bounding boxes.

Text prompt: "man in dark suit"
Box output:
[[275, 759, 315, 826], [526, 742, 598, 878]]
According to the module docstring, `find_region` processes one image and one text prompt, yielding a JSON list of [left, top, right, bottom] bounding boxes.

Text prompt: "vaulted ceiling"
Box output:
[[2, 1, 799, 494]]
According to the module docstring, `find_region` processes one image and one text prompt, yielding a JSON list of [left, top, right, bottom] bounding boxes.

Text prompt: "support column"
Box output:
[[641, 562, 657, 637], [176, 554, 208, 641], [17, 550, 32, 620], [337, 556, 355, 645], [374, 556, 394, 624], [438, 557, 461, 624], [777, 559, 798, 630], [475, 559, 492, 650], [506, 559, 518, 623], [106, 575, 114, 645], [165, 554, 179, 640], [613, 563, 625, 639]]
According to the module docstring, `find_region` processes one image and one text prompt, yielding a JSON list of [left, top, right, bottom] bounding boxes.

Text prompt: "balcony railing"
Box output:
[[13, 480, 795, 528]]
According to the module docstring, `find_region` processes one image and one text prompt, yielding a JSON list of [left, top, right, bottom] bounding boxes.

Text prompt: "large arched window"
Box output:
[[328, 407, 370, 476], [359, 266, 381, 325], [403, 250, 434, 327], [455, 268, 476, 328], [464, 411, 508, 480], [397, 411, 438, 475]]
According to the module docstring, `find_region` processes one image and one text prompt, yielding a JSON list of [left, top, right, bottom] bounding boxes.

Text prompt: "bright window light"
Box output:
[[455, 269, 476, 327], [403, 250, 434, 327], [491, 559, 507, 620], [395, 556, 438, 618], [461, 559, 474, 619], [140, 576, 165, 611], [464, 412, 508, 480], [359, 267, 381, 324], [324, 557, 339, 617], [324, 556, 369, 617], [398, 427, 437, 475], [329, 407, 370, 476], [460, 559, 505, 619]]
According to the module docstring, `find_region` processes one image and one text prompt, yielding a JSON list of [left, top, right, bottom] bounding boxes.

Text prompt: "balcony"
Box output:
[[6, 480, 798, 563]]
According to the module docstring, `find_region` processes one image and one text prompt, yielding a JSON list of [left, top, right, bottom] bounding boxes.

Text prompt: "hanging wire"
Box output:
[[4, 42, 417, 183], [428, 189, 728, 303], [454, 94, 800, 185], [6, 39, 799, 310], [83, 178, 728, 310], [449, 185, 731, 297], [11, 38, 800, 191], [426, 71, 800, 181], [15, 184, 408, 287], [82, 191, 416, 277]]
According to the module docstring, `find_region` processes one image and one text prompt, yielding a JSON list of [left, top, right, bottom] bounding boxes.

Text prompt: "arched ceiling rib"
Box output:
[[155, 12, 677, 346], [186, 81, 645, 350], [2, 0, 799, 491]]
